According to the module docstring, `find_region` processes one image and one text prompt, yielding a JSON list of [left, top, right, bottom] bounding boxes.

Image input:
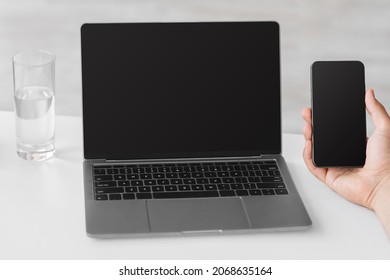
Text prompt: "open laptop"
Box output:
[[81, 22, 311, 237]]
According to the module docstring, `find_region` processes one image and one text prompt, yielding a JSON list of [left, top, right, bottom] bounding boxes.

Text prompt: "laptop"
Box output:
[[81, 21, 311, 237]]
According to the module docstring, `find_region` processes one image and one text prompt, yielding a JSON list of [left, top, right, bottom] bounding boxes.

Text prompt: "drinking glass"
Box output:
[[12, 50, 55, 161]]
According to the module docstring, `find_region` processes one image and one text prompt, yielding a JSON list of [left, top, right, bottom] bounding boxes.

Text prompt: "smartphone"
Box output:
[[311, 61, 366, 167]]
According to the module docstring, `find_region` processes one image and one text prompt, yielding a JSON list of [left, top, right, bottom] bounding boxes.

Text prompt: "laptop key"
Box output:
[[95, 165, 111, 169], [152, 186, 165, 192], [96, 187, 124, 194], [262, 189, 276, 195], [191, 190, 219, 197], [234, 165, 247, 171], [171, 167, 183, 172], [178, 185, 191, 191], [217, 172, 229, 177], [132, 167, 145, 173], [222, 178, 234, 183], [125, 187, 137, 193], [153, 173, 165, 179], [204, 172, 217, 177], [209, 178, 222, 184], [165, 185, 178, 192], [140, 174, 153, 179], [191, 185, 204, 191], [94, 175, 113, 181], [247, 177, 260, 183], [255, 171, 268, 176], [257, 183, 286, 189], [249, 190, 262, 196], [217, 184, 230, 190], [260, 165, 278, 170], [230, 171, 242, 177], [179, 173, 191, 178], [95, 194, 108, 201], [183, 166, 196, 172], [220, 190, 235, 197], [136, 193, 152, 199], [131, 180, 143, 186], [183, 179, 196, 184], [153, 191, 192, 199], [221, 165, 234, 171], [196, 166, 209, 172], [94, 169, 106, 175], [114, 175, 126, 180], [230, 183, 243, 190], [236, 190, 249, 196], [269, 170, 281, 176], [166, 173, 178, 178], [275, 189, 288, 195], [157, 179, 170, 185], [117, 181, 130, 186], [123, 193, 136, 200], [235, 177, 248, 183], [243, 171, 256, 176], [158, 167, 170, 173], [246, 165, 259, 170], [170, 179, 183, 185], [144, 180, 157, 185], [196, 178, 209, 184], [153, 191, 219, 199], [109, 194, 122, 200], [261, 176, 283, 183], [127, 174, 139, 180], [209, 166, 221, 171], [243, 183, 256, 189], [205, 184, 217, 191], [139, 186, 151, 193], [95, 181, 117, 187], [192, 172, 204, 178]]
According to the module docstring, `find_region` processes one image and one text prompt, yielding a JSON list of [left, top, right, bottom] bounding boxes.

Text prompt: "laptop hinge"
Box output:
[[104, 155, 264, 163]]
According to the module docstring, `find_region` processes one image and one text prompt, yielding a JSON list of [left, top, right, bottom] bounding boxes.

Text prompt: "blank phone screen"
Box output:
[[311, 61, 366, 167]]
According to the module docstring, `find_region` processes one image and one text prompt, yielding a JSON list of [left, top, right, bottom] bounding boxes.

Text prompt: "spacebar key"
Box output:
[[153, 191, 219, 199]]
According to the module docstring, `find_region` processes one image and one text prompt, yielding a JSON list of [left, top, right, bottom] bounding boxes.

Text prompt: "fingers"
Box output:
[[301, 107, 312, 124], [366, 89, 390, 130], [302, 139, 327, 183], [303, 123, 312, 141], [301, 107, 326, 183], [301, 107, 312, 141]]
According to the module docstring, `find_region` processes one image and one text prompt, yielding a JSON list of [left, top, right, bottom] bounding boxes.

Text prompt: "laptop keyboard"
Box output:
[[93, 161, 288, 201]]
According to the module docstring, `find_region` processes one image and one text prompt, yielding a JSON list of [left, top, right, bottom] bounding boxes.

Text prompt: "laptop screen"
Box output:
[[81, 22, 281, 160]]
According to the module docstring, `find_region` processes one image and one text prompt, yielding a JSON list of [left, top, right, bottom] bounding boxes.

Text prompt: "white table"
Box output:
[[0, 111, 389, 259]]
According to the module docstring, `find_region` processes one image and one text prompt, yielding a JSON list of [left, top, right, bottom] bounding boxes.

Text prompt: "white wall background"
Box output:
[[1, 0, 389, 133]]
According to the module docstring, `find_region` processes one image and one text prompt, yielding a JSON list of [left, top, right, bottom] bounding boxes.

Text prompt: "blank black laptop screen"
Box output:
[[81, 22, 281, 160]]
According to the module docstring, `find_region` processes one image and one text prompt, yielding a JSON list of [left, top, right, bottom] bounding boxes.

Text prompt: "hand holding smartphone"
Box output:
[[311, 61, 366, 167]]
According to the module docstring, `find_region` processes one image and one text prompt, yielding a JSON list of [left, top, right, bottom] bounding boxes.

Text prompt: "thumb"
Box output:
[[366, 89, 390, 130]]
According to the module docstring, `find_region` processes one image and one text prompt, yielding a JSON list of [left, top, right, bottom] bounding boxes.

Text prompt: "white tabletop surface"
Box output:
[[0, 110, 389, 260]]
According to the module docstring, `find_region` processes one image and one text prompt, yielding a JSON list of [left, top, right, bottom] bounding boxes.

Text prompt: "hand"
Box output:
[[302, 89, 390, 238]]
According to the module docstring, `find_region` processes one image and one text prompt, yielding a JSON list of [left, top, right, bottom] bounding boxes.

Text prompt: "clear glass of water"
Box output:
[[12, 50, 55, 161]]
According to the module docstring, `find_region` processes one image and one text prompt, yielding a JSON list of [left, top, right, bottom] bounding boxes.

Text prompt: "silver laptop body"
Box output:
[[81, 22, 311, 237]]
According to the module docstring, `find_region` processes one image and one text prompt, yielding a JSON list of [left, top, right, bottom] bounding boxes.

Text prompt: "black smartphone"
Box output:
[[311, 61, 366, 167]]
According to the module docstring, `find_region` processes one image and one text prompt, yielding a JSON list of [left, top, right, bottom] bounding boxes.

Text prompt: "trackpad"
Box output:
[[146, 198, 251, 233]]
